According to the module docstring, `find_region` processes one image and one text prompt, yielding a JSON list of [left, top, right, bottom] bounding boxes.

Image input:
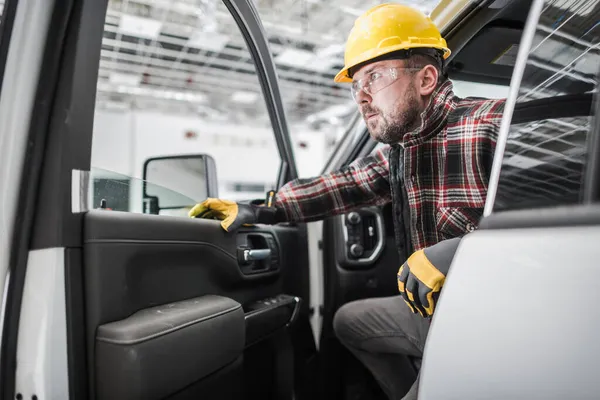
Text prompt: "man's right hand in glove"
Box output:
[[188, 197, 286, 232]]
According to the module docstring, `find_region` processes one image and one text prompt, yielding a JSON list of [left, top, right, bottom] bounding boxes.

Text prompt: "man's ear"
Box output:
[[417, 65, 438, 96]]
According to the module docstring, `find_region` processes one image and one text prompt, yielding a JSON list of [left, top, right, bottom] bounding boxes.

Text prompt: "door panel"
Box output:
[[421, 220, 600, 400], [96, 295, 245, 400], [83, 210, 312, 399], [323, 204, 401, 310]]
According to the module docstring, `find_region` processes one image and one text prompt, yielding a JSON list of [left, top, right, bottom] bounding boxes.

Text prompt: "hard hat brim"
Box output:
[[334, 44, 451, 83]]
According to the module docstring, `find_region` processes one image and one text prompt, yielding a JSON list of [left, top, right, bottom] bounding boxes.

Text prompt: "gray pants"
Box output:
[[333, 295, 431, 400]]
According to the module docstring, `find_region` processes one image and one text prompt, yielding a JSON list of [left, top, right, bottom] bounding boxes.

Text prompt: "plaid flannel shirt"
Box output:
[[275, 80, 505, 252]]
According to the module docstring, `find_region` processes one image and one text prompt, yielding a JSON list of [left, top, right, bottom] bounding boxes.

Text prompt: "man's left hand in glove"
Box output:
[[397, 237, 462, 318], [188, 196, 287, 232]]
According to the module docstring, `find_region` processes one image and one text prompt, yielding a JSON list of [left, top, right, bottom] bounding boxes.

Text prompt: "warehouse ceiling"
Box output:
[[95, 0, 444, 127]]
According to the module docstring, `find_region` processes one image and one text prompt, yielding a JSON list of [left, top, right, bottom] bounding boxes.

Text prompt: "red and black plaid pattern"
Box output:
[[275, 81, 505, 251]]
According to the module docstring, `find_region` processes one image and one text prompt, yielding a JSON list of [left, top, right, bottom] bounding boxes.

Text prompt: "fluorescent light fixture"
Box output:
[[102, 100, 131, 111], [118, 14, 162, 40], [306, 57, 336, 72], [109, 72, 140, 86], [101, 83, 207, 104], [553, 0, 600, 16], [315, 44, 345, 58], [188, 31, 229, 52], [503, 154, 546, 169], [262, 20, 337, 42], [339, 6, 363, 17], [276, 48, 315, 67], [231, 91, 258, 104]]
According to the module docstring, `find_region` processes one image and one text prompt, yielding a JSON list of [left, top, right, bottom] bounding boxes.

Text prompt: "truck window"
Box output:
[[492, 0, 599, 212], [91, 0, 284, 214]]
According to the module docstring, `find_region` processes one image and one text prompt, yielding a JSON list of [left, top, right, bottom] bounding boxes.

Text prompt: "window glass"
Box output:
[[92, 0, 283, 214], [89, 167, 196, 217], [493, 0, 599, 212], [253, 0, 447, 177]]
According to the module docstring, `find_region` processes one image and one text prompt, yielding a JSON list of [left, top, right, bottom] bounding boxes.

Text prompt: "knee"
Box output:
[[333, 301, 368, 347]]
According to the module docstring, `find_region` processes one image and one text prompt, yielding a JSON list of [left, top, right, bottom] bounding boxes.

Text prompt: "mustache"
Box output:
[[361, 106, 380, 116]]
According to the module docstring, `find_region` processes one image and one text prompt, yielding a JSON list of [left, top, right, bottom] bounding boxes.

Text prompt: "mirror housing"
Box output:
[[142, 154, 218, 214]]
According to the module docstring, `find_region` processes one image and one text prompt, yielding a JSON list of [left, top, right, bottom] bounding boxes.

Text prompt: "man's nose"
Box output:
[[354, 88, 372, 105]]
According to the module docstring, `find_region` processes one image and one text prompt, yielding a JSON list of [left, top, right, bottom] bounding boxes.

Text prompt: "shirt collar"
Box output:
[[401, 80, 455, 148]]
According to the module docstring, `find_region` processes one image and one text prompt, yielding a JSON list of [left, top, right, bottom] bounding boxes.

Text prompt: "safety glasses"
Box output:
[[350, 67, 420, 101]]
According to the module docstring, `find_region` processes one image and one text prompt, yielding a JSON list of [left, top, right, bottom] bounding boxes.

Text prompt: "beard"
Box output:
[[363, 86, 421, 145]]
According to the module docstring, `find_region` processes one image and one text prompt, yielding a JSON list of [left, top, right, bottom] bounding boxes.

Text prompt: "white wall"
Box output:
[[91, 110, 134, 176]]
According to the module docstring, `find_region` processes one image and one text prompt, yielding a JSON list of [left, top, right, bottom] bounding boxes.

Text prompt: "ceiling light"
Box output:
[[231, 91, 259, 104], [276, 49, 315, 67], [339, 6, 363, 17], [116, 85, 142, 95], [503, 154, 546, 169], [102, 100, 131, 111], [102, 83, 207, 104], [553, 0, 600, 16], [188, 31, 229, 52], [315, 44, 345, 58], [306, 57, 336, 72], [109, 72, 140, 86], [261, 20, 337, 42], [118, 14, 162, 40]]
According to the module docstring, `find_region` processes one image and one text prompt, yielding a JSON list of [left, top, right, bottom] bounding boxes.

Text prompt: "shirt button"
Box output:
[[411, 176, 416, 184], [466, 223, 475, 232]]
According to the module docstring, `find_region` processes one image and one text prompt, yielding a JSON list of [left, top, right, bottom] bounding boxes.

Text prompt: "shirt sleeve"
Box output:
[[274, 145, 392, 222]]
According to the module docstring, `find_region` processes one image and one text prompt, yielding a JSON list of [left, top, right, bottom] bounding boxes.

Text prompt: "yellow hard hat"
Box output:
[[334, 3, 451, 83]]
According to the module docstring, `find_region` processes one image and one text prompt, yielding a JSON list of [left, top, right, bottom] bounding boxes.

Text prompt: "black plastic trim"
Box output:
[[1, 1, 75, 399], [223, 0, 298, 185], [85, 238, 237, 261], [583, 68, 600, 203], [65, 248, 88, 400], [444, 0, 531, 66], [512, 93, 593, 124], [243, 294, 299, 347], [479, 204, 600, 230], [30, 0, 108, 249], [0, 0, 18, 98]]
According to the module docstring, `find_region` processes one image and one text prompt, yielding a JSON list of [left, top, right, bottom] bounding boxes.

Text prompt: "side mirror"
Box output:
[[142, 154, 218, 214]]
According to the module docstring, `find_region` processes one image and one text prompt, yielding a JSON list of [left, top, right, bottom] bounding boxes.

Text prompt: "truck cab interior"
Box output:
[[2, 0, 596, 400]]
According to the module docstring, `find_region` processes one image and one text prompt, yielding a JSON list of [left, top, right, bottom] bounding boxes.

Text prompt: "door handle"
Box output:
[[243, 248, 271, 262]]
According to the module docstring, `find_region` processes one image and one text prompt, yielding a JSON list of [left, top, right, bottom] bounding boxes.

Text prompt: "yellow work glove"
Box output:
[[397, 237, 461, 317], [188, 198, 285, 232]]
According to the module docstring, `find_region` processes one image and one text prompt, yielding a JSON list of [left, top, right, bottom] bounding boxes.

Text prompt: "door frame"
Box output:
[[0, 0, 302, 398]]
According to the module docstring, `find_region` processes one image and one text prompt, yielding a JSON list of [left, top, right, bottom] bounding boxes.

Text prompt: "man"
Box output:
[[189, 3, 504, 399]]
